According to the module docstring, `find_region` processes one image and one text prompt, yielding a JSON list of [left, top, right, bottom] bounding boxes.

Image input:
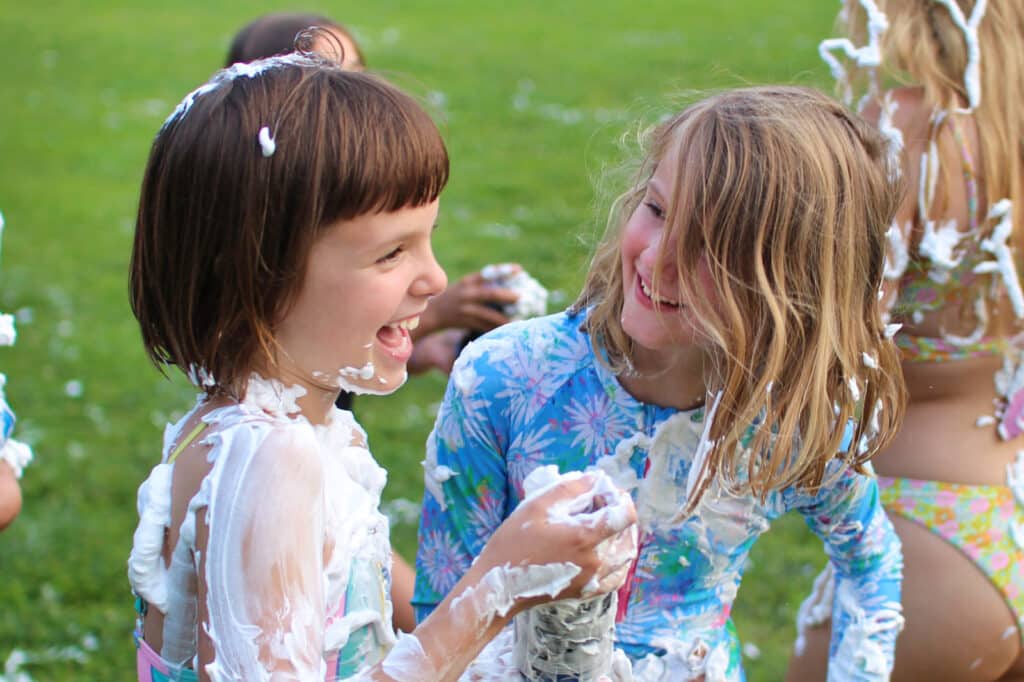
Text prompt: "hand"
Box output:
[[417, 267, 522, 337], [407, 329, 463, 375], [476, 472, 638, 614]]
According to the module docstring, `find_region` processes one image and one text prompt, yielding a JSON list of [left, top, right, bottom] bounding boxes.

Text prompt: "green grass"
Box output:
[[0, 2, 838, 679]]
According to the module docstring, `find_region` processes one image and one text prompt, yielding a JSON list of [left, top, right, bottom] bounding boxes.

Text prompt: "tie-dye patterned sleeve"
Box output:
[[786, 462, 904, 681], [412, 345, 511, 623]]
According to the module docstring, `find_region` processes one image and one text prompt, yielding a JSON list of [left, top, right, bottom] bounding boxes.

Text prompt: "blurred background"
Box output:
[[0, 2, 838, 678]]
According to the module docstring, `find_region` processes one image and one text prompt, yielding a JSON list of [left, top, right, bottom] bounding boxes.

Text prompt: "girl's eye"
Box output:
[[376, 246, 403, 264], [644, 201, 665, 220]]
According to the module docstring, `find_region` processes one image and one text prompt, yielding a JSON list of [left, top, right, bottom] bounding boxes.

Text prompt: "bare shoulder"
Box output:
[[860, 87, 931, 142]]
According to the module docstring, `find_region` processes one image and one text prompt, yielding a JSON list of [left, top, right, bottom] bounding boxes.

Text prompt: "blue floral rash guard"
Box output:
[[413, 308, 903, 681]]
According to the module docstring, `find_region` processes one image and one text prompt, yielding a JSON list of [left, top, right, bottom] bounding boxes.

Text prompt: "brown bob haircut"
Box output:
[[129, 55, 448, 398]]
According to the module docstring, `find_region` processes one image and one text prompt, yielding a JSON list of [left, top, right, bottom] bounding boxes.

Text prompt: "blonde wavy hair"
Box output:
[[841, 0, 1024, 244], [574, 86, 907, 505]]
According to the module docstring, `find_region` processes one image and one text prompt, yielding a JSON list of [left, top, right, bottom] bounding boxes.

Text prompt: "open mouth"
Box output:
[[637, 275, 681, 309], [375, 315, 419, 361]]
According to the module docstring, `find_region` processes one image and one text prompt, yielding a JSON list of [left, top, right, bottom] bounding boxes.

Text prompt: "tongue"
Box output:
[[376, 324, 405, 349]]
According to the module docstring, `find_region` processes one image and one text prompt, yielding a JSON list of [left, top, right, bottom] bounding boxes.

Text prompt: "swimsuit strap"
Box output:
[[167, 421, 208, 465], [945, 112, 981, 230]]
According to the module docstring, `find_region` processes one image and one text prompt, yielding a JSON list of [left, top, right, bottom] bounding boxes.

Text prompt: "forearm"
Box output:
[[827, 570, 903, 681], [390, 551, 416, 633], [371, 560, 513, 681], [826, 512, 904, 681]]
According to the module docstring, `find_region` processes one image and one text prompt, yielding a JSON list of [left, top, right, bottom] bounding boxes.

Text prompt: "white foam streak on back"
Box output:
[[127, 463, 173, 612], [975, 200, 1024, 318], [932, 0, 987, 111], [819, 0, 889, 106], [883, 222, 909, 280]]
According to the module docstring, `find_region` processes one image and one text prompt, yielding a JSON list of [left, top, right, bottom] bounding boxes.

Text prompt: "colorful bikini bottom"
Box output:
[[877, 474, 1024, 645]]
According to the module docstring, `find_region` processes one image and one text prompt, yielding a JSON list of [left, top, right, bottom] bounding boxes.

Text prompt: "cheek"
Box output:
[[694, 260, 719, 307], [620, 213, 650, 266]]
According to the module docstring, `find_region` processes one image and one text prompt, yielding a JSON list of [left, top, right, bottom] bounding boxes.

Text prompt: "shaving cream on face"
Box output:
[[336, 361, 407, 397]]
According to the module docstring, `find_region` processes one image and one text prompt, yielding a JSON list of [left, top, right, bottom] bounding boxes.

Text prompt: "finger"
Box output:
[[458, 271, 488, 286], [596, 558, 633, 593], [529, 471, 596, 505], [462, 304, 511, 331], [577, 497, 638, 539], [479, 263, 522, 280], [476, 286, 520, 305]]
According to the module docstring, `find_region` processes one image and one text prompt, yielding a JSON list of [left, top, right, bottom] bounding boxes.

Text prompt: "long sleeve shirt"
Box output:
[[413, 308, 902, 680]]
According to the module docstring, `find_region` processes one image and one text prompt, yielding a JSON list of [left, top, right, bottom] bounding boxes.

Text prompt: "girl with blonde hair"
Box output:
[[788, 1, 1024, 680], [414, 85, 907, 680]]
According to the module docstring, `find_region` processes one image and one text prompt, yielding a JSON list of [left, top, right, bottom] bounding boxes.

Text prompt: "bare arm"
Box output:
[[370, 473, 637, 681], [0, 461, 22, 531], [389, 551, 416, 633]]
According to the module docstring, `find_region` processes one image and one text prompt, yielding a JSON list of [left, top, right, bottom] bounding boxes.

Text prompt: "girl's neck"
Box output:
[[293, 384, 340, 425], [252, 363, 339, 426], [618, 344, 714, 411]]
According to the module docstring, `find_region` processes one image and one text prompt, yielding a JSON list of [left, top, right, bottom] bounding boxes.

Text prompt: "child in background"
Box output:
[[415, 86, 907, 680], [787, 1, 1024, 680], [126, 49, 636, 680]]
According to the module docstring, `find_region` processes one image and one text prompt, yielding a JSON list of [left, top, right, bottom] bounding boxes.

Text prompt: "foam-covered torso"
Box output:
[[128, 376, 394, 680]]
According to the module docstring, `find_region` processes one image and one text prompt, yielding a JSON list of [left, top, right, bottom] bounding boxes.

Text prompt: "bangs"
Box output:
[[316, 71, 449, 221]]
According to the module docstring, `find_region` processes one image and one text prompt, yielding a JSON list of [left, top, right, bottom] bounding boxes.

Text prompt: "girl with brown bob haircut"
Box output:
[[126, 52, 637, 681], [414, 85, 907, 679]]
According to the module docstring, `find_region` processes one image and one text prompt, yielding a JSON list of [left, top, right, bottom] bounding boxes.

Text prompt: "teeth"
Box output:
[[639, 278, 680, 306], [389, 316, 421, 331]]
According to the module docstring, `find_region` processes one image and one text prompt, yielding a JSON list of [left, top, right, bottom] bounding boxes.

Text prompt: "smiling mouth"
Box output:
[[375, 315, 420, 361], [638, 276, 681, 308]]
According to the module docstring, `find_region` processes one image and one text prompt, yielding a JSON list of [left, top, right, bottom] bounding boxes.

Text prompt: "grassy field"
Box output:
[[0, 2, 839, 679]]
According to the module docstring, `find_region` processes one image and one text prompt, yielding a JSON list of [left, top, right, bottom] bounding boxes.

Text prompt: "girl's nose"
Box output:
[[414, 250, 448, 298]]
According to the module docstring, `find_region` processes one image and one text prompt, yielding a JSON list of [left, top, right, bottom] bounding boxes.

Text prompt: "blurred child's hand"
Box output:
[[407, 329, 462, 375]]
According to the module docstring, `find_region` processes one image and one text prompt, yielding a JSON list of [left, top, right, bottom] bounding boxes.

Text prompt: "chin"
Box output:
[[336, 367, 408, 396]]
